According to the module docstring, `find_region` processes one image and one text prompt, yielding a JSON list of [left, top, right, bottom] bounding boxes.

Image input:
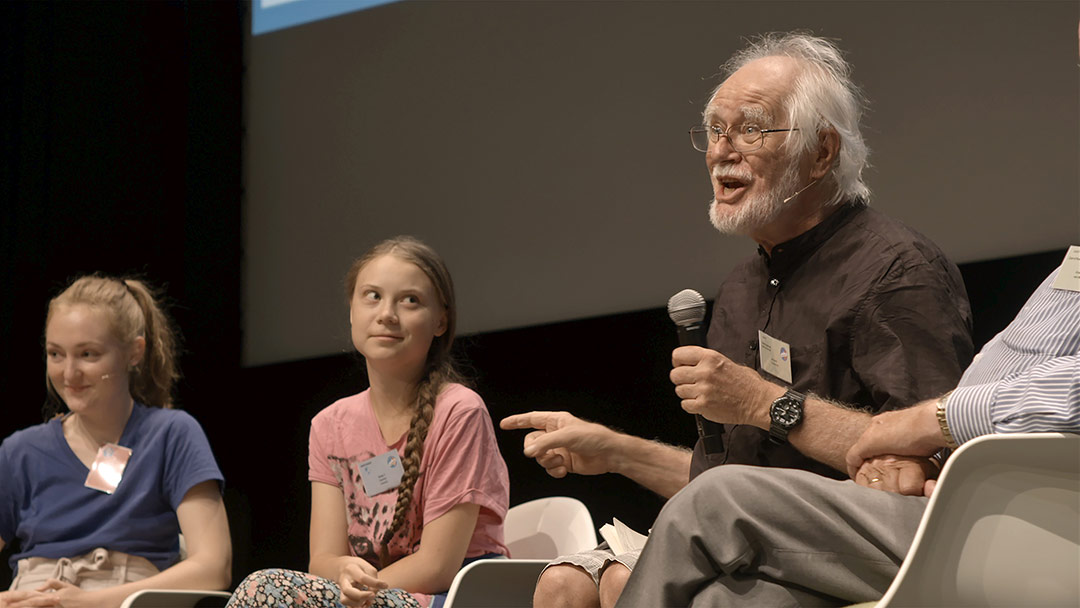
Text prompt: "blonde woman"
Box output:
[[0, 275, 231, 608]]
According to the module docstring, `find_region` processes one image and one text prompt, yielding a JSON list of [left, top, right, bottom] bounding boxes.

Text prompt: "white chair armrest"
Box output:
[[443, 559, 548, 608]]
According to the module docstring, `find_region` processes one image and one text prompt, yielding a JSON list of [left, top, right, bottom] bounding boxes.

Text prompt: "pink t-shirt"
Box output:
[[308, 382, 509, 596]]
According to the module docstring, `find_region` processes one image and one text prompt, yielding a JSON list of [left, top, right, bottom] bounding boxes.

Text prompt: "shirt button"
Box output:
[[769, 278, 780, 287], [749, 342, 758, 351]]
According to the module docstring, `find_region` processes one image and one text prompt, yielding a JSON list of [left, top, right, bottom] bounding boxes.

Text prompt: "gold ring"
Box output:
[[870, 477, 881, 483]]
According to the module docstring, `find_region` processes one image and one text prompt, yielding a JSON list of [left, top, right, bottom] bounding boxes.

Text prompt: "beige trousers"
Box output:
[[10, 548, 160, 591]]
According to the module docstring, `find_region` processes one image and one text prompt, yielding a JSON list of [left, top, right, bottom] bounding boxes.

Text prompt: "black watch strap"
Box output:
[[769, 389, 806, 445]]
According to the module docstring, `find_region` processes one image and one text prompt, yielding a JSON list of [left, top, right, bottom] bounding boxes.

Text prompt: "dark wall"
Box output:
[[0, 0, 1071, 591], [1, 2, 243, 418]]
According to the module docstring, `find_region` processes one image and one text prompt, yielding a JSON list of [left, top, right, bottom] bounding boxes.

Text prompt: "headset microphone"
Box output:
[[782, 178, 818, 204]]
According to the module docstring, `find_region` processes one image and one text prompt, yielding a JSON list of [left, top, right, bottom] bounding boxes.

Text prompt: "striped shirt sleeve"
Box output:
[[949, 355, 1080, 442], [947, 261, 1080, 444]]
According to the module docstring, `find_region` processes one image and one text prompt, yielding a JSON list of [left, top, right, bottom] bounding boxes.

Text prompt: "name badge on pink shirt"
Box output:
[[358, 449, 404, 496], [84, 443, 133, 494]]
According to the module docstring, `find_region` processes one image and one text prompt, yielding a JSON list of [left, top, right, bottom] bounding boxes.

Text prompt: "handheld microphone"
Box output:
[[667, 289, 725, 454], [782, 178, 818, 204]]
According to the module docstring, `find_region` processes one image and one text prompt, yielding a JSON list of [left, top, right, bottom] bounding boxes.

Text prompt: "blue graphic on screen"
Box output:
[[253, 0, 398, 36]]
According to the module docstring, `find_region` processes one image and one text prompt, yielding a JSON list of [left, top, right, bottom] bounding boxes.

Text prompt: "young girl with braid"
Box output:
[[229, 237, 509, 608], [0, 275, 231, 607]]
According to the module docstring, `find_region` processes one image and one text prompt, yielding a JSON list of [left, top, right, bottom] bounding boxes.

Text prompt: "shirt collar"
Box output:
[[757, 200, 867, 277]]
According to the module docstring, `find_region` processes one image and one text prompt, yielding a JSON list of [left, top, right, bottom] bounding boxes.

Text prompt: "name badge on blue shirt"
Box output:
[[84, 443, 133, 494], [358, 449, 404, 497]]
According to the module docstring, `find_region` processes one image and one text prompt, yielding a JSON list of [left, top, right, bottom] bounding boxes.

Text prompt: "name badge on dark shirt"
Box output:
[[84, 443, 133, 494], [358, 449, 404, 496], [758, 330, 793, 384]]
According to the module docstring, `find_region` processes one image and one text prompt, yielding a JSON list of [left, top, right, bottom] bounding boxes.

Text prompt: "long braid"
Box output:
[[376, 367, 443, 566]]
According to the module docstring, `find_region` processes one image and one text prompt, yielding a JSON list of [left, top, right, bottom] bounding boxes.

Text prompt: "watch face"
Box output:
[[770, 398, 802, 428]]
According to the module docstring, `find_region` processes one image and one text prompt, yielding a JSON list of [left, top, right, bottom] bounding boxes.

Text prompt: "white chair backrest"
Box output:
[[504, 496, 598, 559], [443, 497, 598, 607], [877, 432, 1079, 607]]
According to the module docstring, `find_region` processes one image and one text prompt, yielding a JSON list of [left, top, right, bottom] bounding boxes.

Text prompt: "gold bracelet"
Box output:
[[936, 391, 959, 449]]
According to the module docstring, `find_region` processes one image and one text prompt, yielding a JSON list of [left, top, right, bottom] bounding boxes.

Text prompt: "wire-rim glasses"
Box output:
[[689, 124, 799, 154]]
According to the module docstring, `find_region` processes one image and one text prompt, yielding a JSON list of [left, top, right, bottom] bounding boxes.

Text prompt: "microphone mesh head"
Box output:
[[667, 289, 706, 327]]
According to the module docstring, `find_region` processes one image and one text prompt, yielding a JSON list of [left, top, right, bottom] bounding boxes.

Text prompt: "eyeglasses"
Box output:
[[689, 124, 799, 154]]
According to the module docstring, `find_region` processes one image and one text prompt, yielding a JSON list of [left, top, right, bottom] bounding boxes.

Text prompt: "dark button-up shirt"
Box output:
[[691, 202, 974, 481]]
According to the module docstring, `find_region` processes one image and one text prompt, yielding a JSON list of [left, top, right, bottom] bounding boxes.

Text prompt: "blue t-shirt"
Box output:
[[0, 404, 224, 574]]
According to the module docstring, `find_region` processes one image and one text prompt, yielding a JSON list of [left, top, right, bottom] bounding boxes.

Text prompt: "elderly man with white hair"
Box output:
[[615, 28, 1080, 608], [618, 250, 1080, 606], [501, 32, 973, 608]]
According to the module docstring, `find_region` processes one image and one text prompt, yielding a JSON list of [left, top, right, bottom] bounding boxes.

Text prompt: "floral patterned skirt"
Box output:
[[226, 568, 423, 608]]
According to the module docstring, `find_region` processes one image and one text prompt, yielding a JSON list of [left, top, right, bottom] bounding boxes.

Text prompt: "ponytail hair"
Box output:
[[43, 275, 181, 419], [344, 236, 463, 566]]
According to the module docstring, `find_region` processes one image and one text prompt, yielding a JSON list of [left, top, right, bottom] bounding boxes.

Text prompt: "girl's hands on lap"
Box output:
[[338, 557, 388, 608], [0, 589, 40, 608], [0, 580, 118, 608], [1, 586, 64, 608]]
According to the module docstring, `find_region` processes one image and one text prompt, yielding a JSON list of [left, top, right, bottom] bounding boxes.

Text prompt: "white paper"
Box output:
[[598, 517, 649, 555]]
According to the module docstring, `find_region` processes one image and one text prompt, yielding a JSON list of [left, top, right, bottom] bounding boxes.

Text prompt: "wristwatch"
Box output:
[[769, 389, 806, 444]]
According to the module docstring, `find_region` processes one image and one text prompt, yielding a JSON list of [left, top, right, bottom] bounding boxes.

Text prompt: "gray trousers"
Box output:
[[617, 465, 928, 607]]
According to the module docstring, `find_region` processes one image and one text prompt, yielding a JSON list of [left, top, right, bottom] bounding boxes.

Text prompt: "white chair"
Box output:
[[443, 496, 598, 608], [503, 495, 599, 559], [869, 432, 1080, 607], [118, 536, 232, 608]]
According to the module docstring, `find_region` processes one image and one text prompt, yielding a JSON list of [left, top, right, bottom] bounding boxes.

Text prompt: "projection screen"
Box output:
[[244, 0, 1079, 366]]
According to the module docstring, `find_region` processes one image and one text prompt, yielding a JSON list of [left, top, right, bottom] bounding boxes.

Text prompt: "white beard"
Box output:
[[708, 158, 802, 235]]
